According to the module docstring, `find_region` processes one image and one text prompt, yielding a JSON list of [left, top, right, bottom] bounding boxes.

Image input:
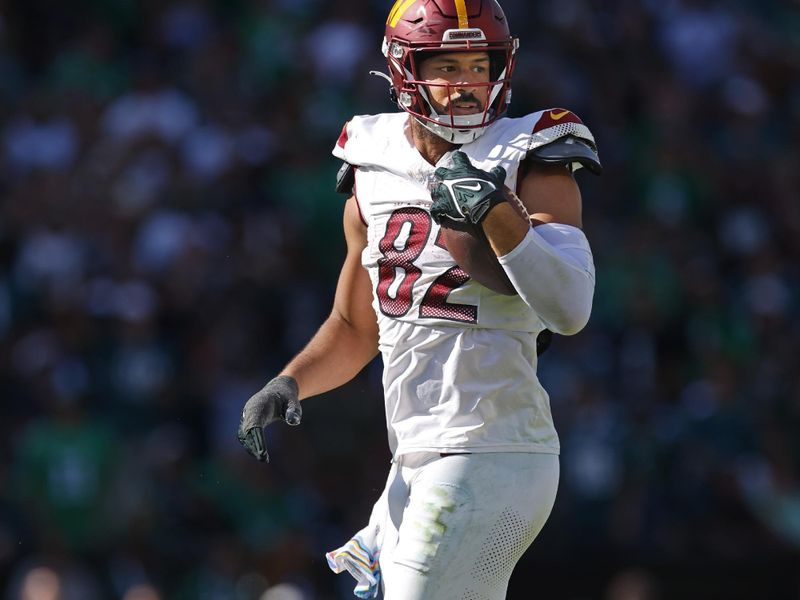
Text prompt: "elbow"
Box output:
[[535, 280, 594, 336], [497, 224, 597, 336], [547, 304, 591, 336]]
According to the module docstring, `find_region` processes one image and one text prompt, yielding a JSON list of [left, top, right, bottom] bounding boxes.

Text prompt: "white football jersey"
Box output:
[[333, 111, 578, 456]]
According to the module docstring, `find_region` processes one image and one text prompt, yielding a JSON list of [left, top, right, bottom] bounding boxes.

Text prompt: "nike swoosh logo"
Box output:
[[549, 110, 570, 120], [457, 182, 484, 191]]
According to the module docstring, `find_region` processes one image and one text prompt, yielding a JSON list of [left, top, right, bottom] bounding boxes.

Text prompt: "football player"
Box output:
[[239, 1, 601, 598]]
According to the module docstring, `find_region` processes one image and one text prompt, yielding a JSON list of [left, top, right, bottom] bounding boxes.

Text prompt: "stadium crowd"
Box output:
[[1, 0, 799, 598]]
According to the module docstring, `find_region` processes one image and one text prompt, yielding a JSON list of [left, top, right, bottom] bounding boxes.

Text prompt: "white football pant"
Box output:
[[377, 452, 559, 600]]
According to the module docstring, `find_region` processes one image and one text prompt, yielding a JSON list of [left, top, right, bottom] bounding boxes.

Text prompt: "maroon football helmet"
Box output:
[[382, 0, 518, 143]]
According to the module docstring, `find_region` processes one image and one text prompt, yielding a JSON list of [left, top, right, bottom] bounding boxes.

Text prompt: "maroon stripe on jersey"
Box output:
[[336, 121, 349, 148]]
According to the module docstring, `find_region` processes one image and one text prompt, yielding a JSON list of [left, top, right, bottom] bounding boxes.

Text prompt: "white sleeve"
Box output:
[[497, 223, 595, 335]]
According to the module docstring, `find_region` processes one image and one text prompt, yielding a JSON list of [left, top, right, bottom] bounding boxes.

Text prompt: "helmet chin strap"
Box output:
[[415, 115, 491, 144]]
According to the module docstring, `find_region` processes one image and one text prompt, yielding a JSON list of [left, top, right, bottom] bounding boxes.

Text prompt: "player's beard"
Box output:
[[410, 114, 458, 152]]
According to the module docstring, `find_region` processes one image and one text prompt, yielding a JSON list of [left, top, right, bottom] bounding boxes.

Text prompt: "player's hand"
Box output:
[[430, 151, 507, 225], [237, 375, 302, 463]]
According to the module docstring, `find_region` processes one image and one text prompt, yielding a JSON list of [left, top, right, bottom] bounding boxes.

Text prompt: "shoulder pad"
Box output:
[[526, 109, 602, 175], [529, 136, 603, 175], [335, 161, 355, 194]]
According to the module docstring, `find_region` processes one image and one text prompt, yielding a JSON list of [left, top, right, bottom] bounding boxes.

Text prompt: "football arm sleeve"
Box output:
[[497, 223, 595, 336]]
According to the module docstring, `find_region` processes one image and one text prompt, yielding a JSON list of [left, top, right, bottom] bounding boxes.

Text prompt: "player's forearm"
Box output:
[[279, 311, 379, 400], [481, 200, 530, 256], [497, 223, 595, 336]]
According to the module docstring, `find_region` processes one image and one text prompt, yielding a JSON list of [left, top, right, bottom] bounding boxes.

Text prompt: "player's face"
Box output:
[[417, 52, 491, 116]]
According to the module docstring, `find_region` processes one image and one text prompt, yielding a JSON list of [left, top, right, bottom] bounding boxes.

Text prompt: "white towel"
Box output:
[[326, 491, 388, 599]]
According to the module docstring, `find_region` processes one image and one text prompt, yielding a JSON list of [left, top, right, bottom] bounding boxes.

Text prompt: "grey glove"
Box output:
[[430, 151, 507, 225], [237, 375, 302, 462]]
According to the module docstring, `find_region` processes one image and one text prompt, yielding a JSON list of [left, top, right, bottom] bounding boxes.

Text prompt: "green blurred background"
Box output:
[[1, 0, 799, 598]]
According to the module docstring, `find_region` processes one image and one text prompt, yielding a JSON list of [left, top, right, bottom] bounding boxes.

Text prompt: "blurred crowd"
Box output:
[[1, 0, 799, 598]]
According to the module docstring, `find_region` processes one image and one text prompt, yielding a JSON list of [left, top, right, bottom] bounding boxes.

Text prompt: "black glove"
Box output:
[[237, 375, 302, 462], [430, 151, 508, 225]]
